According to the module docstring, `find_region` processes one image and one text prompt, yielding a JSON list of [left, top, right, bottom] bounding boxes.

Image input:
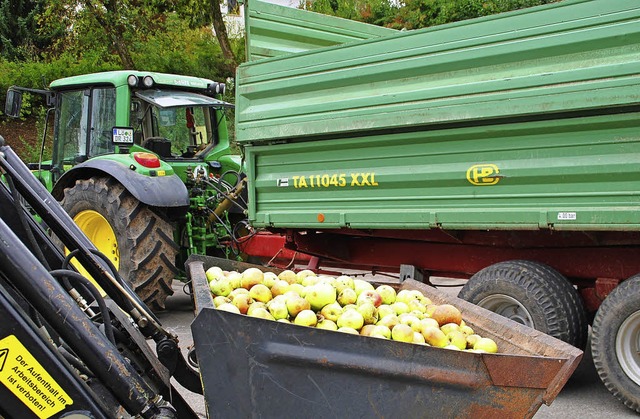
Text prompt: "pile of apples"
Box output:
[[206, 265, 499, 353]]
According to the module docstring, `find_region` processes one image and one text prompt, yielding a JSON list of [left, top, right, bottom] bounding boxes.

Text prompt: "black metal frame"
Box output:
[[0, 137, 201, 418]]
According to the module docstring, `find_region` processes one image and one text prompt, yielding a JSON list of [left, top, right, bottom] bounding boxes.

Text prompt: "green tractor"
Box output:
[[4, 70, 252, 309]]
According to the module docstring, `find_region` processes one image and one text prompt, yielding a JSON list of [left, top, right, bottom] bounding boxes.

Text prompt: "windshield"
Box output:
[[132, 90, 232, 158], [53, 87, 116, 170]]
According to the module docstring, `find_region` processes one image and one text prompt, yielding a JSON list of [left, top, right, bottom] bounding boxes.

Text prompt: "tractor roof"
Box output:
[[49, 70, 217, 91]]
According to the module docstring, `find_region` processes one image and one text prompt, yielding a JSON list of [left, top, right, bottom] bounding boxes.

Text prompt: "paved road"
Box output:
[[156, 281, 638, 418]]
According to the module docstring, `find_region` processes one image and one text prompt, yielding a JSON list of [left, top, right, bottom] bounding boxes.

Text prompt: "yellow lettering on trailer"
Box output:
[[291, 172, 377, 188], [0, 335, 73, 418]]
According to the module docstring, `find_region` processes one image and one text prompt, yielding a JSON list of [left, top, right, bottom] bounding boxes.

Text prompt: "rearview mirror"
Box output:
[[5, 88, 22, 118]]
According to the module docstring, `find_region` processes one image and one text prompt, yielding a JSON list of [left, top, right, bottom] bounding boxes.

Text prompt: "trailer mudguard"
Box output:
[[51, 159, 190, 208]]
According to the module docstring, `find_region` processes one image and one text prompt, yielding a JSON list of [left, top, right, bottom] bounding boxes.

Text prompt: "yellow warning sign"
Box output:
[[0, 335, 73, 418]]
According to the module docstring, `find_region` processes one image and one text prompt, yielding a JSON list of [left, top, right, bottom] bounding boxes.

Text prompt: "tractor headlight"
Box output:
[[127, 74, 139, 87], [142, 76, 155, 88]]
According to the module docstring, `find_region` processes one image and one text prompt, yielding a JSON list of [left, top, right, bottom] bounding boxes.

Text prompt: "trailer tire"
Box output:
[[591, 274, 640, 413], [60, 176, 178, 310], [458, 260, 588, 349]]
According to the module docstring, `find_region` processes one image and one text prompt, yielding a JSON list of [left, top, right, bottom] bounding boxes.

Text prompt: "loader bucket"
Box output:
[[187, 255, 582, 418]]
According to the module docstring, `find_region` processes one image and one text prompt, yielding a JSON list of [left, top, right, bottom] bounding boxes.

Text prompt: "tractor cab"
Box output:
[[5, 70, 235, 188]]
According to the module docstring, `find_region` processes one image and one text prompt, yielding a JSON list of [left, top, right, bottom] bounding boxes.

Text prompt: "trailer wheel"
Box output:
[[458, 260, 588, 349], [591, 274, 640, 413], [60, 176, 178, 310]]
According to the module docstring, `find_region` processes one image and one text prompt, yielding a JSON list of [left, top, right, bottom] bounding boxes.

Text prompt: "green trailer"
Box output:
[[236, 0, 640, 412]]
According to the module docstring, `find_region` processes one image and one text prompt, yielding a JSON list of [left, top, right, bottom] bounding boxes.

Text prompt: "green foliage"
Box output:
[[132, 13, 241, 80], [304, 0, 560, 29], [0, 0, 63, 61], [40, 0, 174, 68], [0, 55, 121, 117], [304, 0, 395, 26]]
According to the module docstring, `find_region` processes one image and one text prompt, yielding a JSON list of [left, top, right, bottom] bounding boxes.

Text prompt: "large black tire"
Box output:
[[592, 274, 640, 413], [60, 176, 178, 310], [458, 260, 588, 349]]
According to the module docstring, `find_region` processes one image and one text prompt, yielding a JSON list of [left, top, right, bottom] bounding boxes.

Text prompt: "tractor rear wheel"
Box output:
[[60, 176, 178, 310]]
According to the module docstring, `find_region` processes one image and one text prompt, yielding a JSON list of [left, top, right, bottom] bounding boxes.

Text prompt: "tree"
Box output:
[[40, 0, 175, 69], [0, 0, 62, 61], [209, 0, 237, 72], [175, 0, 238, 73]]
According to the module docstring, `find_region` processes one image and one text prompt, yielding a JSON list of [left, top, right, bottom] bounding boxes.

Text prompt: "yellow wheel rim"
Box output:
[[73, 210, 120, 270], [65, 210, 120, 295]]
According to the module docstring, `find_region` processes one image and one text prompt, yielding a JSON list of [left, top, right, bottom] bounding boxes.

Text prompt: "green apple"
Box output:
[[421, 326, 448, 347], [335, 276, 355, 293], [270, 279, 291, 297], [262, 272, 278, 288], [395, 289, 416, 304], [301, 276, 320, 287], [305, 282, 337, 311], [206, 266, 223, 282], [353, 279, 375, 295], [473, 337, 498, 353], [228, 288, 250, 299], [216, 303, 240, 314], [231, 293, 253, 314], [296, 269, 316, 284], [248, 307, 275, 321], [461, 325, 475, 336], [241, 267, 264, 290], [278, 270, 298, 284], [320, 302, 343, 322], [447, 330, 468, 350], [377, 314, 399, 329], [357, 290, 382, 307], [267, 299, 289, 320], [408, 299, 427, 314], [466, 334, 481, 349], [317, 275, 336, 287], [337, 309, 364, 330], [210, 278, 233, 297], [391, 301, 410, 315], [399, 314, 422, 332], [285, 295, 310, 318], [391, 324, 414, 343], [246, 302, 266, 316], [212, 295, 231, 307], [337, 327, 359, 335], [289, 283, 307, 297], [360, 324, 377, 336], [294, 309, 318, 327], [375, 285, 397, 305], [357, 302, 379, 325], [373, 325, 391, 339], [377, 304, 395, 319], [249, 284, 273, 303], [316, 318, 338, 330], [440, 322, 460, 335], [420, 317, 439, 330], [431, 304, 462, 327], [226, 271, 242, 289], [337, 288, 357, 306], [409, 310, 425, 320]]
